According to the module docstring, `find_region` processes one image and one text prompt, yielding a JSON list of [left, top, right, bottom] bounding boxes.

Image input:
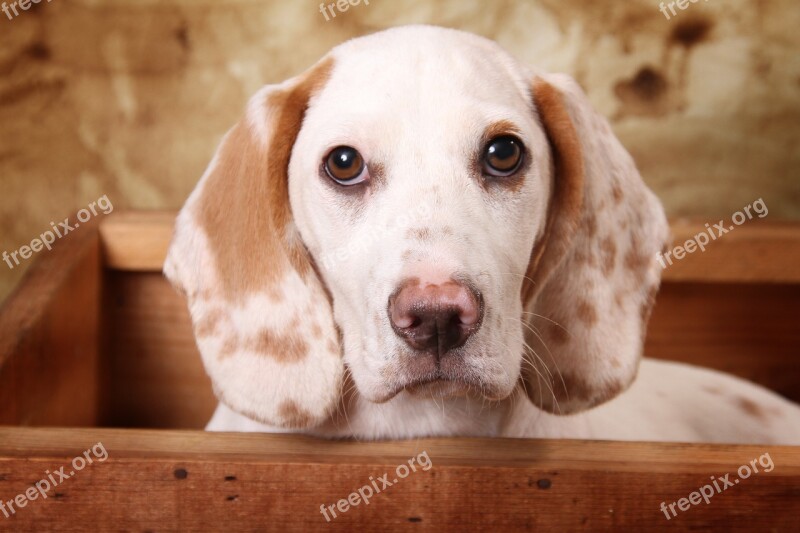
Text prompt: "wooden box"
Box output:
[[0, 212, 798, 531]]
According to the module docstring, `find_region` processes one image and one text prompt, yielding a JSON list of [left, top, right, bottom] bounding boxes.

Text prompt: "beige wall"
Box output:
[[1, 0, 798, 301]]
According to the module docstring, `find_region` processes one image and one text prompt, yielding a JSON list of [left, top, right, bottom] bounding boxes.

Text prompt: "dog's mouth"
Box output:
[[381, 362, 502, 402], [403, 375, 471, 398]]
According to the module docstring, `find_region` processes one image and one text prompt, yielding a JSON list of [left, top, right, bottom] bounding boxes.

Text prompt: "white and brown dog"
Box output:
[[165, 26, 800, 444]]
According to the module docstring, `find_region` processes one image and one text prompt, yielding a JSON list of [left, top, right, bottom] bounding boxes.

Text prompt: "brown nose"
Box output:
[[388, 279, 483, 354]]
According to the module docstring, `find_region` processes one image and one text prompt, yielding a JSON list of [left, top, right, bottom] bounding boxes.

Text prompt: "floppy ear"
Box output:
[[164, 58, 344, 428], [521, 73, 669, 414]]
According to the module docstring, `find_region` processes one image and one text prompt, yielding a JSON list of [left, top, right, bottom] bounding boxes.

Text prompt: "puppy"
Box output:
[[165, 26, 800, 444]]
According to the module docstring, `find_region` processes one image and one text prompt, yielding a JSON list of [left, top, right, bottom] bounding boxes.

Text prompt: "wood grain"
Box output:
[[0, 218, 102, 426], [0, 428, 797, 531]]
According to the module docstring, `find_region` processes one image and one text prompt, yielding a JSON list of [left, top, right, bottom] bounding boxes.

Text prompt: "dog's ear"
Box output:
[[164, 58, 344, 428], [521, 73, 669, 414]]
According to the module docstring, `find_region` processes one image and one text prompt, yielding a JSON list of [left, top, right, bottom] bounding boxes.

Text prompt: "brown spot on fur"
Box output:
[[576, 299, 598, 326], [573, 250, 598, 269], [584, 213, 597, 238], [311, 322, 322, 339], [218, 336, 238, 359], [624, 249, 650, 284], [599, 236, 617, 276], [278, 401, 314, 428], [440, 227, 454, 236], [401, 249, 412, 261], [611, 182, 623, 204], [545, 323, 569, 345], [196, 57, 334, 302], [408, 227, 432, 241], [195, 309, 223, 338], [737, 397, 766, 419], [245, 328, 308, 363]]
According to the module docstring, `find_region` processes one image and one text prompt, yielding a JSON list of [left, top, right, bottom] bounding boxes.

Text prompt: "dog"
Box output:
[[165, 26, 800, 444]]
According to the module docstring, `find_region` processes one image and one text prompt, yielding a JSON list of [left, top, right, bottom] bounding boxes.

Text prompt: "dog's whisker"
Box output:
[[519, 311, 571, 336], [514, 317, 569, 408], [500, 318, 562, 415]]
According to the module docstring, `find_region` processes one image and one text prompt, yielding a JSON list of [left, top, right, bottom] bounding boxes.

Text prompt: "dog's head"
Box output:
[[165, 26, 669, 428]]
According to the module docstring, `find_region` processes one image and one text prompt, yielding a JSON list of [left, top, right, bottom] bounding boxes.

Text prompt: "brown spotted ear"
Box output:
[[164, 58, 344, 429], [521, 73, 669, 414]]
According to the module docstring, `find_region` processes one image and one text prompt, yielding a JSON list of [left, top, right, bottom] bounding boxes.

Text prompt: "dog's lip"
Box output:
[[404, 375, 448, 391], [390, 371, 482, 398], [404, 378, 470, 397]]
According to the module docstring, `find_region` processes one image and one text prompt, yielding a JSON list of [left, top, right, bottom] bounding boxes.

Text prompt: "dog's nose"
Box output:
[[388, 279, 482, 354]]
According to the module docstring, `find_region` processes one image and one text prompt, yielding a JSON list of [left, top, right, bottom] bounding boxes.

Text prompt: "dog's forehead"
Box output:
[[314, 27, 531, 122]]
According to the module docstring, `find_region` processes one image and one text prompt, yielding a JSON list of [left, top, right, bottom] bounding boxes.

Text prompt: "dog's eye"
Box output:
[[324, 146, 367, 184], [483, 136, 523, 176]]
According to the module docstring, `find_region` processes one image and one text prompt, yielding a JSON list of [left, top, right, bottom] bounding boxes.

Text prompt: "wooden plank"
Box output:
[[0, 428, 797, 531], [665, 218, 800, 283], [0, 219, 103, 426], [98, 213, 800, 284], [98, 211, 175, 271]]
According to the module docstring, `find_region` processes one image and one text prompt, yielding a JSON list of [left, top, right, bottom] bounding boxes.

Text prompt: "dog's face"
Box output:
[[165, 26, 669, 428], [289, 34, 551, 403]]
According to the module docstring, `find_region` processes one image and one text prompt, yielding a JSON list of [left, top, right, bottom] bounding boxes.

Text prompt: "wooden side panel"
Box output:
[[105, 272, 215, 429], [100, 274, 800, 427], [0, 428, 797, 531], [0, 223, 102, 426], [646, 282, 800, 402]]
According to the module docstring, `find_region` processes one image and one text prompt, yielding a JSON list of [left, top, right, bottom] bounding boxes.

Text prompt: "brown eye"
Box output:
[[324, 146, 367, 184], [483, 135, 523, 176]]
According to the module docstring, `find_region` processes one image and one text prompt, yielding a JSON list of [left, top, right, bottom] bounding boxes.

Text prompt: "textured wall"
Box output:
[[1, 0, 798, 301]]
